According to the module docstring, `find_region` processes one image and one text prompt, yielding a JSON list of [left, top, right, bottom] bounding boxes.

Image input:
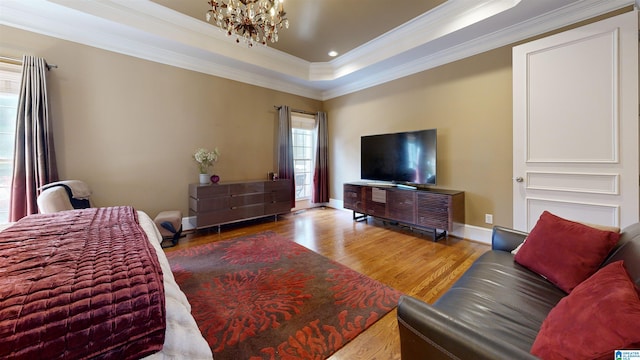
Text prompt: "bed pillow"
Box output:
[[531, 261, 640, 360], [514, 211, 619, 293]]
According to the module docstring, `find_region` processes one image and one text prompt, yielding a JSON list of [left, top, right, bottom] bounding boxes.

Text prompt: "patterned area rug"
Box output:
[[166, 231, 402, 359]]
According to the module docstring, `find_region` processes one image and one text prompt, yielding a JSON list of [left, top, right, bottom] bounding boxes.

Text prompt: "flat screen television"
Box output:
[[361, 129, 437, 185]]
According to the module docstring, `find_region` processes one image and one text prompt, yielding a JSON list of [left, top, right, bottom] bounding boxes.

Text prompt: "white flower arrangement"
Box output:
[[194, 147, 220, 174]]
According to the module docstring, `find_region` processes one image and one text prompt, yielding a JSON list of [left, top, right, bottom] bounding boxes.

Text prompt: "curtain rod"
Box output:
[[273, 105, 317, 116], [0, 56, 58, 70]]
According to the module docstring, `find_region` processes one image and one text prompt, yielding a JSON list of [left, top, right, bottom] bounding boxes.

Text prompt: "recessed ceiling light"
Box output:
[[328, 50, 338, 57]]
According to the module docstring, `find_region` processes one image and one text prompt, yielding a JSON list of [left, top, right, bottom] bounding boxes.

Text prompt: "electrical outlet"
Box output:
[[485, 214, 493, 224]]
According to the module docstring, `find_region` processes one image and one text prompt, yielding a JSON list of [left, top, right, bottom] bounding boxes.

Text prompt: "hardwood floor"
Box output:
[[164, 207, 489, 360]]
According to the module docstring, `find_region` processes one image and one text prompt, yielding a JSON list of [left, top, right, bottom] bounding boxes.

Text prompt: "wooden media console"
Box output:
[[343, 182, 465, 240]]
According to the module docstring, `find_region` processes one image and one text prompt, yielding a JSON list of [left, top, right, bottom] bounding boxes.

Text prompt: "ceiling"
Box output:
[[150, 0, 447, 62], [0, 0, 635, 100]]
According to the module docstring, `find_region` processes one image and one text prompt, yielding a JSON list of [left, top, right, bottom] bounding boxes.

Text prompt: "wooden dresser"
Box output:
[[343, 182, 464, 240], [189, 180, 291, 231]]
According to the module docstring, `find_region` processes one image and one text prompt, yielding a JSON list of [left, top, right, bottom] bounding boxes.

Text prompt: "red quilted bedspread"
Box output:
[[0, 206, 165, 360]]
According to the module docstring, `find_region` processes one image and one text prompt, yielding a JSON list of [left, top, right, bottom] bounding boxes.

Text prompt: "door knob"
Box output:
[[515, 177, 524, 182]]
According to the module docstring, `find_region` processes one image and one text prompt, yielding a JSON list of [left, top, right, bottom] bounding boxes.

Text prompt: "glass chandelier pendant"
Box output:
[[206, 0, 289, 47]]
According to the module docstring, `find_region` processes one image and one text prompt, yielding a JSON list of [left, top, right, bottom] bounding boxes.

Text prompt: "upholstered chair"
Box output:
[[37, 180, 92, 214]]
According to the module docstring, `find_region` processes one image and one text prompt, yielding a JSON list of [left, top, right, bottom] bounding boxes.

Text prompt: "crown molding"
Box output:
[[0, 0, 635, 101], [329, 0, 522, 79], [41, 0, 521, 83], [321, 0, 635, 99], [50, 0, 313, 79]]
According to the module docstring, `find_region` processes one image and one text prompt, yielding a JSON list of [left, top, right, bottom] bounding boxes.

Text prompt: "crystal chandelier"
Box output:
[[206, 0, 289, 47]]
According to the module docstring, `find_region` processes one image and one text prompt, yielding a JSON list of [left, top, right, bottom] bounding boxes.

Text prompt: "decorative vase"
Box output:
[[199, 173, 209, 184], [210, 174, 220, 184]]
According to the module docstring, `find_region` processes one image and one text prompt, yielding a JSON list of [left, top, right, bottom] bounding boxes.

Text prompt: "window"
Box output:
[[0, 63, 22, 223], [291, 113, 315, 201]]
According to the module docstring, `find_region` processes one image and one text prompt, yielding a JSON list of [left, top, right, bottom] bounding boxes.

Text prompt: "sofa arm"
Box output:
[[397, 295, 538, 360], [492, 226, 528, 252]]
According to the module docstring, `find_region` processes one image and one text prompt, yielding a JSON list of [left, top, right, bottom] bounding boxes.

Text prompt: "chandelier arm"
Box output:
[[205, 0, 288, 47]]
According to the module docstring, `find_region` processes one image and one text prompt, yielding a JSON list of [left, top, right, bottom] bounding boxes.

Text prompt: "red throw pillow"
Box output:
[[531, 261, 640, 359], [514, 211, 619, 293]]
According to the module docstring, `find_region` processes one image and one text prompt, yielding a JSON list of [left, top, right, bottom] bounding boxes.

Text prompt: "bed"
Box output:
[[0, 206, 213, 359]]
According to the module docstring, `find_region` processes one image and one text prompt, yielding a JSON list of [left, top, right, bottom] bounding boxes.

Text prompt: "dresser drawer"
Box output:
[[190, 183, 230, 198], [230, 182, 264, 194], [190, 196, 230, 212], [265, 201, 291, 215], [344, 184, 364, 212], [230, 193, 265, 208], [264, 180, 290, 192], [388, 190, 415, 223], [196, 209, 237, 227]]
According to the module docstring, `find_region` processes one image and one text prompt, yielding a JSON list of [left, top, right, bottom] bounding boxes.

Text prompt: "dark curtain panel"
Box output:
[[9, 55, 58, 221], [277, 105, 295, 208], [313, 112, 329, 203]]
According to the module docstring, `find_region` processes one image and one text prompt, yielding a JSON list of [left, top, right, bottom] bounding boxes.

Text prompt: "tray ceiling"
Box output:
[[0, 0, 634, 100]]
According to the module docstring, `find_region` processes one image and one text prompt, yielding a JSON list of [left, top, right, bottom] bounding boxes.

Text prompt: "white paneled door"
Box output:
[[513, 11, 639, 231]]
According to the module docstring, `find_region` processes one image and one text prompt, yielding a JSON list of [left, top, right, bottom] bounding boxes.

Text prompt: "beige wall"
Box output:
[[1, 7, 629, 227], [324, 47, 514, 228], [0, 25, 321, 218], [323, 7, 632, 230]]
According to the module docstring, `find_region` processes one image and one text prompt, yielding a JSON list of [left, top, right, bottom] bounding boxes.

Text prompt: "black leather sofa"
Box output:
[[397, 224, 640, 359]]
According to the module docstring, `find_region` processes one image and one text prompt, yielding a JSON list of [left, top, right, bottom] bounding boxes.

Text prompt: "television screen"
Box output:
[[361, 129, 437, 185]]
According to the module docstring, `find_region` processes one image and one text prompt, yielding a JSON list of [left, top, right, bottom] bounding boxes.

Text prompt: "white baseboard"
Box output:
[[454, 224, 492, 245], [182, 199, 493, 245], [328, 198, 348, 211]]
